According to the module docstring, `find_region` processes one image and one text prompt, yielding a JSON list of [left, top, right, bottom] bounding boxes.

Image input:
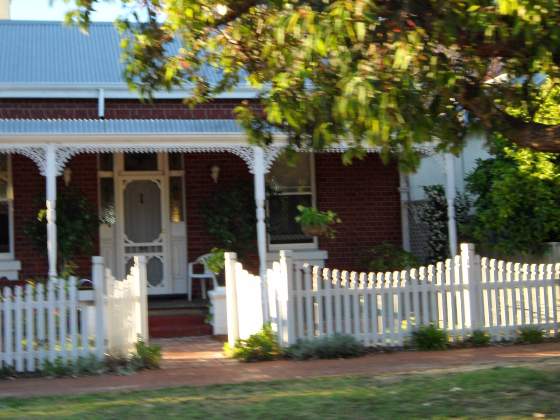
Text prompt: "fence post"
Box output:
[[461, 243, 482, 331], [135, 256, 149, 343], [92, 256, 106, 360], [225, 252, 239, 347], [279, 250, 296, 346]]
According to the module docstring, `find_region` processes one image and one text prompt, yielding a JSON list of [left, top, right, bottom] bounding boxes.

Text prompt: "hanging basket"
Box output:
[[301, 224, 329, 237]]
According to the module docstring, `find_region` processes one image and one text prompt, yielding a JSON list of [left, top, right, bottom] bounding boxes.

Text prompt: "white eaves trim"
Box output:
[[0, 83, 260, 99]]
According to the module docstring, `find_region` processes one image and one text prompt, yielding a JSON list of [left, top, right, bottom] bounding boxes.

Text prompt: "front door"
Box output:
[[98, 153, 187, 296], [121, 177, 171, 294]]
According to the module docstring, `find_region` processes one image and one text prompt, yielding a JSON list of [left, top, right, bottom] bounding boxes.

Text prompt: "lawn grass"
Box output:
[[0, 365, 559, 419]]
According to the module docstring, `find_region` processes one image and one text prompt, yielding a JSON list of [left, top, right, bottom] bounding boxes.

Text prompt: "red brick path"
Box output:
[[0, 339, 558, 398]]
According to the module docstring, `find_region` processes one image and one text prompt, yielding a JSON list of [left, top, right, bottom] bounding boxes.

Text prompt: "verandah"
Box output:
[[0, 118, 437, 284]]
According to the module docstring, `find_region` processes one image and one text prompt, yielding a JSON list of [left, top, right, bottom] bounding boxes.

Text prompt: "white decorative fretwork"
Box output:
[[0, 146, 46, 174], [0, 141, 437, 176]]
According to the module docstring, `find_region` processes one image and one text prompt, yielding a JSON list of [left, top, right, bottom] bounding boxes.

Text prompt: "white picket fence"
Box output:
[[0, 256, 148, 372], [225, 244, 560, 347], [105, 257, 148, 355]]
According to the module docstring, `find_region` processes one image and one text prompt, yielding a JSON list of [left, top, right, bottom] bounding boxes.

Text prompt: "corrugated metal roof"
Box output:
[[0, 118, 245, 134], [0, 20, 225, 86]]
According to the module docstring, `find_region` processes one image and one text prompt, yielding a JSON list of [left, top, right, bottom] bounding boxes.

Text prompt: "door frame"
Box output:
[[98, 152, 188, 295]]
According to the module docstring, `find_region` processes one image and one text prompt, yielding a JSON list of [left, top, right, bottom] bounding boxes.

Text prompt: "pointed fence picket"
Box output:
[[0, 255, 149, 373], [226, 244, 560, 348], [0, 277, 95, 372]]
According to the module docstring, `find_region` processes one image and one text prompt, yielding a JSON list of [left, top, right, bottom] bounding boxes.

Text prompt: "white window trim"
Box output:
[[0, 155, 15, 260], [267, 153, 319, 251]]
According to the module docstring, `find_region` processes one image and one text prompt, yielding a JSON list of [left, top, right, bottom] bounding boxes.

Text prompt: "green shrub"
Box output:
[[285, 335, 365, 360], [0, 365, 16, 379], [224, 324, 282, 362], [467, 135, 560, 256], [76, 354, 105, 375], [40, 354, 104, 377], [1, 339, 161, 379], [361, 242, 419, 272], [201, 182, 256, 257], [131, 338, 162, 369], [41, 357, 73, 377], [24, 188, 100, 275], [467, 330, 491, 347], [411, 324, 449, 350], [517, 327, 545, 344]]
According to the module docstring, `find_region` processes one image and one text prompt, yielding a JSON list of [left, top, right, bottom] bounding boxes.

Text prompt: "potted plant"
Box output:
[[206, 248, 226, 277], [295, 205, 341, 238]]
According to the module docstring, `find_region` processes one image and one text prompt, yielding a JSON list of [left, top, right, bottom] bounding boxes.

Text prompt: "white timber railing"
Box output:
[[225, 244, 560, 347], [0, 255, 148, 372]]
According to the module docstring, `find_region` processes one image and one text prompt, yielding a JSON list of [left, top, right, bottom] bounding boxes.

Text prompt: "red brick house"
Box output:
[[0, 20, 408, 302]]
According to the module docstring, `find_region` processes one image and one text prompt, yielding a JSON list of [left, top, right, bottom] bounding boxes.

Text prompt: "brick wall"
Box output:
[[183, 153, 258, 272], [316, 154, 402, 270], [10, 150, 402, 280], [0, 99, 243, 119], [12, 154, 99, 279]]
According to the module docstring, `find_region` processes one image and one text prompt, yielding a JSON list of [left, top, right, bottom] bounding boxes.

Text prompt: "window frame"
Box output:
[[266, 153, 318, 251], [98, 153, 186, 225], [0, 155, 15, 260]]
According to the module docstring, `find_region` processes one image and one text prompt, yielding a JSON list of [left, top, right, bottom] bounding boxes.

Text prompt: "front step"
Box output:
[[148, 307, 212, 338]]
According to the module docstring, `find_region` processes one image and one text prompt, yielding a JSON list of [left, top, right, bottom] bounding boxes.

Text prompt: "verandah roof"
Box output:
[[0, 119, 246, 135]]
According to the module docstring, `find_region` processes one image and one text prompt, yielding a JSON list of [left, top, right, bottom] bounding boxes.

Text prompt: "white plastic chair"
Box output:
[[187, 254, 218, 301]]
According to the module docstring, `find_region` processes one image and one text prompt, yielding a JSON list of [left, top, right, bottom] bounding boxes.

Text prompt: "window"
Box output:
[[98, 154, 115, 225], [124, 153, 158, 171], [169, 176, 185, 223], [168, 154, 185, 224], [99, 153, 114, 171], [99, 153, 185, 225], [168, 153, 184, 170], [267, 153, 315, 247], [99, 178, 116, 225], [0, 155, 13, 257]]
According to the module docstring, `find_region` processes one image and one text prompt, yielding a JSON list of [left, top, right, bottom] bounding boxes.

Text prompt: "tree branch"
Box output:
[[459, 84, 560, 152]]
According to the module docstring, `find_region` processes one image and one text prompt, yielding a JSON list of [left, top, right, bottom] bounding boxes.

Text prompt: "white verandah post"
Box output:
[[445, 153, 458, 257], [252, 146, 269, 322], [398, 171, 411, 252], [45, 144, 58, 278]]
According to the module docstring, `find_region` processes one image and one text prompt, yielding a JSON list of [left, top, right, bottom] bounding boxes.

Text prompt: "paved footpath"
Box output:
[[0, 338, 559, 398]]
